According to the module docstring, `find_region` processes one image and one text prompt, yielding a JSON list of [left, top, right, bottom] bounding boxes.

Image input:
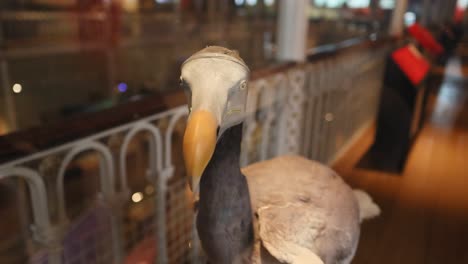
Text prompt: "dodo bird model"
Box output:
[[181, 46, 380, 264]]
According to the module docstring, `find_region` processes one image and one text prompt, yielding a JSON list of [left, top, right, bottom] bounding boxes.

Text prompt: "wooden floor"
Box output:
[[333, 55, 468, 264]]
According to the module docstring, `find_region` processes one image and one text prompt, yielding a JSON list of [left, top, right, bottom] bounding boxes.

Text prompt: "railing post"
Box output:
[[242, 82, 261, 166], [100, 156, 123, 264], [155, 167, 172, 264], [302, 64, 318, 159], [162, 109, 188, 264], [56, 142, 122, 264], [281, 69, 306, 155]]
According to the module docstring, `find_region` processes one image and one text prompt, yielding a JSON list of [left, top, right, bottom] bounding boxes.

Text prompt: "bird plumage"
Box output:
[[245, 155, 360, 264], [197, 123, 372, 264], [197, 124, 255, 264]]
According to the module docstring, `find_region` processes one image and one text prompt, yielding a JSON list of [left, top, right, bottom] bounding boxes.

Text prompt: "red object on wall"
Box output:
[[454, 7, 464, 23], [391, 45, 430, 86], [407, 23, 444, 56]]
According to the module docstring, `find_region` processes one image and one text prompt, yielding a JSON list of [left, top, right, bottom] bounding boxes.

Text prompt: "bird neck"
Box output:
[[199, 123, 246, 203], [197, 122, 254, 262]]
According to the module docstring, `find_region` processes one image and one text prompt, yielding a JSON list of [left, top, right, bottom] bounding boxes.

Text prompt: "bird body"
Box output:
[[181, 46, 380, 264], [196, 123, 376, 264], [245, 155, 360, 264]]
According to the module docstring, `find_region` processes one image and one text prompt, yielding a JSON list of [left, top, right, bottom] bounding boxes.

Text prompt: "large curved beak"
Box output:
[[183, 110, 217, 197]]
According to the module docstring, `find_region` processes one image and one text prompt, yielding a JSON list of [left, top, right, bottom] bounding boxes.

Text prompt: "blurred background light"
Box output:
[[324, 0, 346, 8], [404, 11, 416, 26], [145, 185, 155, 195], [347, 0, 370, 8], [118, 82, 128, 93], [235, 0, 245, 6], [458, 0, 468, 8], [379, 0, 395, 9], [246, 0, 257, 6], [264, 0, 274, 6], [132, 192, 143, 203], [122, 0, 139, 12], [12, 83, 22, 94], [314, 0, 327, 7]]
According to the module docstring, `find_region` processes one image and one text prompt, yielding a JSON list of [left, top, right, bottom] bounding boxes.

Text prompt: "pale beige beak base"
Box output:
[[183, 110, 217, 196]]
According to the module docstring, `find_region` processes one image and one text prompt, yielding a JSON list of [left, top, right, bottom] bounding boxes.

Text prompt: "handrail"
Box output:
[[0, 93, 168, 163], [253, 34, 392, 79], [0, 106, 186, 169]]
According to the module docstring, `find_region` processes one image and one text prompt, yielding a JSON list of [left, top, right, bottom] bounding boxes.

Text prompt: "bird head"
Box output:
[[180, 46, 250, 197]]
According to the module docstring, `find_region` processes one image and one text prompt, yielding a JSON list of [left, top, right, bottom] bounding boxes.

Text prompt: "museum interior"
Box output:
[[0, 0, 467, 263]]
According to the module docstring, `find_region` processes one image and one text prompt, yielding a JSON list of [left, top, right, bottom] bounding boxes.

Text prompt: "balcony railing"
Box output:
[[0, 36, 391, 264]]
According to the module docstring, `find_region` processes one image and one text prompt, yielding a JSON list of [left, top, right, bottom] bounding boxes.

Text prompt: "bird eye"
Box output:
[[240, 80, 247, 90]]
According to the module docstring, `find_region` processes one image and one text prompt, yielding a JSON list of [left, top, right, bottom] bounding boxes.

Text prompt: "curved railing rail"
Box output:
[[0, 36, 391, 264]]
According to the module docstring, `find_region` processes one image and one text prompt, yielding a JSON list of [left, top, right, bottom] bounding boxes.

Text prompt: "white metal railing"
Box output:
[[0, 106, 188, 264], [242, 43, 387, 165], [0, 40, 389, 264]]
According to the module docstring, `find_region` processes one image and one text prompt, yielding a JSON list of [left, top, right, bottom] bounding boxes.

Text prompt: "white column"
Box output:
[[389, 0, 408, 36], [276, 0, 309, 62]]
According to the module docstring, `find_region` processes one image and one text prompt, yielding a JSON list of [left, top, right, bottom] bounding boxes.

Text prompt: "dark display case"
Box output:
[[359, 45, 430, 173]]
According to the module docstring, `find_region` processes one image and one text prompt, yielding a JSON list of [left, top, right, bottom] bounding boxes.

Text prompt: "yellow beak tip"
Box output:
[[183, 110, 218, 196]]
